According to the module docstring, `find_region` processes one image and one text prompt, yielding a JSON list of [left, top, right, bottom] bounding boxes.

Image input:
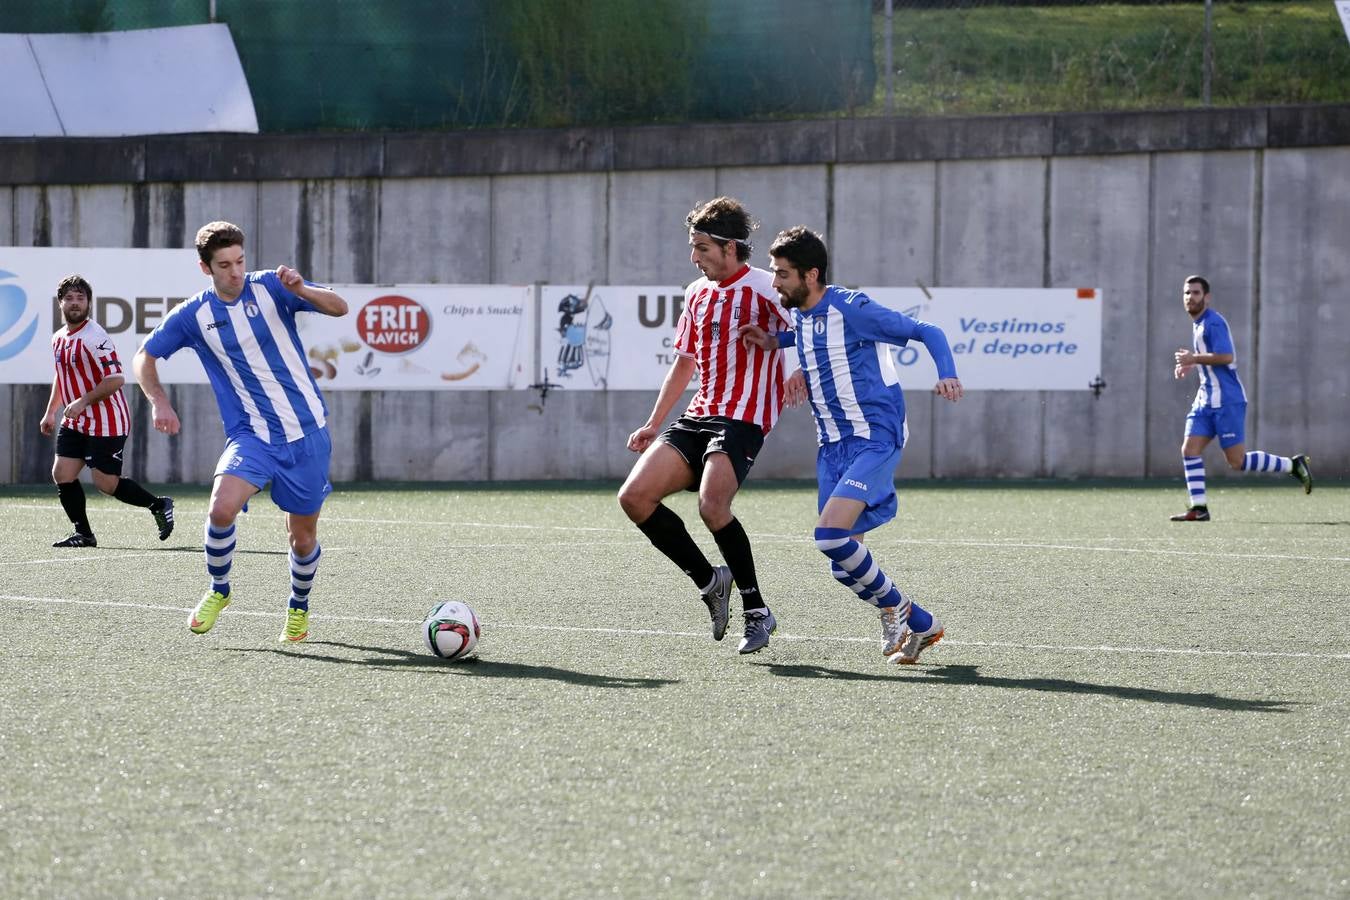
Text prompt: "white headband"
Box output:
[[693, 229, 751, 249]]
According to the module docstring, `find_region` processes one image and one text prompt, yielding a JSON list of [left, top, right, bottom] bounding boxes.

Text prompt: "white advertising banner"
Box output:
[[539, 285, 685, 389], [860, 287, 1103, 391], [0, 248, 530, 390], [541, 283, 1101, 392], [297, 285, 531, 390], [1, 248, 1100, 392]]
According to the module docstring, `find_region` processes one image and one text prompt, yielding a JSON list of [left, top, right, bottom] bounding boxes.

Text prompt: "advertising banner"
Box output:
[[541, 283, 1102, 392], [297, 285, 531, 391], [2, 248, 1100, 392], [0, 248, 530, 390], [539, 285, 684, 390], [861, 287, 1102, 392]]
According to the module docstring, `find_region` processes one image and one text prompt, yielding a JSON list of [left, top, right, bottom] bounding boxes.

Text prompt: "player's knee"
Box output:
[[696, 496, 731, 530], [207, 505, 237, 529], [290, 533, 317, 556], [616, 484, 651, 522], [91, 472, 118, 495]]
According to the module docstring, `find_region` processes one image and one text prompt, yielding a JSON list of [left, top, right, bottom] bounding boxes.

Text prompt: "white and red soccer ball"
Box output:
[[420, 600, 481, 660]]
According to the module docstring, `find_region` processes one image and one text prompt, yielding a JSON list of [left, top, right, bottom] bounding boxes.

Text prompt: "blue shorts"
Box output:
[[215, 427, 333, 515], [1185, 402, 1246, 449], [817, 436, 902, 534]]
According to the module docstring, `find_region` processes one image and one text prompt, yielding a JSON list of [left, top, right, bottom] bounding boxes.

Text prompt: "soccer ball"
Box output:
[[420, 600, 481, 660]]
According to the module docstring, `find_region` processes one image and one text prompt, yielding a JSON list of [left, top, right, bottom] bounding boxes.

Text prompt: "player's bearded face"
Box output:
[[60, 291, 90, 325], [1183, 284, 1206, 315], [774, 270, 809, 309]]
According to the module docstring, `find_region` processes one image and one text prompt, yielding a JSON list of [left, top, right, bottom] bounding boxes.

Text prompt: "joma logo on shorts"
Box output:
[[845, 478, 867, 490]]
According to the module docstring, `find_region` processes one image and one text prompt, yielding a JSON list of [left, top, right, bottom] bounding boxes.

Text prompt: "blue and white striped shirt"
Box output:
[[142, 270, 328, 444], [790, 286, 957, 447], [1191, 307, 1247, 408]]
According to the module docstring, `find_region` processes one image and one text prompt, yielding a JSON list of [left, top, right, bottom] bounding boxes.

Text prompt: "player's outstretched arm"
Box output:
[[133, 349, 181, 436], [276, 265, 348, 317]]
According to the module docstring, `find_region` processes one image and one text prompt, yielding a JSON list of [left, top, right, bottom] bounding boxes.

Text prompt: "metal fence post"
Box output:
[[1203, 0, 1213, 106]]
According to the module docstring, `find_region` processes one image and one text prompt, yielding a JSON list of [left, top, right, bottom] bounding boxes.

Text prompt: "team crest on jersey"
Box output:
[[244, 301, 260, 318], [710, 322, 721, 341], [813, 318, 826, 335]]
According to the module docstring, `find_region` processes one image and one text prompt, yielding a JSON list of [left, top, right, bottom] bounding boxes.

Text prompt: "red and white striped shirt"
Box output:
[[674, 265, 792, 433], [51, 319, 131, 437]]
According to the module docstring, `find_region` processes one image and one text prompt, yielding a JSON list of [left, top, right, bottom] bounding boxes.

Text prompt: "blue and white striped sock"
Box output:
[[1183, 456, 1207, 507], [289, 545, 322, 612], [1242, 450, 1290, 474], [205, 522, 236, 597], [815, 526, 916, 618]]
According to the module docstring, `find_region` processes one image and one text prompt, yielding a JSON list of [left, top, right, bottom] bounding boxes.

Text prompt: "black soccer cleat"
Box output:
[[1291, 455, 1313, 495], [1169, 506, 1210, 522], [151, 496, 175, 541], [52, 532, 97, 548]]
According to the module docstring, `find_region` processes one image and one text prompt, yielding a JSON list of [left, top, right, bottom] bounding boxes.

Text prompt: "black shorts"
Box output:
[[55, 427, 128, 476], [658, 415, 765, 489]]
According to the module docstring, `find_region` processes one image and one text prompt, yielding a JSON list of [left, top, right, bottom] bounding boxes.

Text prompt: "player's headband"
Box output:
[[692, 229, 751, 250]]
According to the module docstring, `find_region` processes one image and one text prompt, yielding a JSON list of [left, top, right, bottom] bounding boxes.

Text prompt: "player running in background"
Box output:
[[1170, 275, 1311, 521], [618, 197, 800, 654], [133, 222, 348, 642], [41, 274, 174, 548], [742, 226, 962, 665]]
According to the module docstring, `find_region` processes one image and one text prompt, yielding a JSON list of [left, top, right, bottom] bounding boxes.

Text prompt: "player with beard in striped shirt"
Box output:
[[743, 226, 963, 665], [134, 222, 349, 644], [40, 275, 174, 548], [618, 197, 804, 655]]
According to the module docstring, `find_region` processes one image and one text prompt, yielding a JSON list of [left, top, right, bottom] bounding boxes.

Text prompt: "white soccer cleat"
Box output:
[[892, 617, 943, 665]]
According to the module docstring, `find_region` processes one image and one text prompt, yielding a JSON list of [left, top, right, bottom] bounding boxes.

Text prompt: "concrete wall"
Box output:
[[4, 105, 1348, 484]]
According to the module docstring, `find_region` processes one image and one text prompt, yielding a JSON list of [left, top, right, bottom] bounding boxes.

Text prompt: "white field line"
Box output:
[[4, 503, 1347, 564], [4, 593, 1349, 662]]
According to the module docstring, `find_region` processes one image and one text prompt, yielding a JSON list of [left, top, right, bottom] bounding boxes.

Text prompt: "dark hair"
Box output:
[[1185, 274, 1210, 294], [769, 226, 829, 284], [196, 221, 246, 265], [56, 274, 93, 303], [685, 196, 757, 262]]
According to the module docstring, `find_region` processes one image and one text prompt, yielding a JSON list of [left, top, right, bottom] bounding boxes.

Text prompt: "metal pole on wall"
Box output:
[[885, 0, 894, 114], [1202, 0, 1213, 106], [209, 0, 217, 23]]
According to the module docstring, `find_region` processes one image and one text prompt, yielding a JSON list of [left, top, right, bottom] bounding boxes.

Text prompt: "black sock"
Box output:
[[112, 477, 157, 508], [713, 517, 766, 611], [56, 481, 92, 536], [636, 504, 715, 588]]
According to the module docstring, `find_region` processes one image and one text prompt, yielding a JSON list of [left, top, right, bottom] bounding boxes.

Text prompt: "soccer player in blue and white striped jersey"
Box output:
[[134, 221, 349, 642], [1170, 275, 1312, 522], [743, 226, 963, 665]]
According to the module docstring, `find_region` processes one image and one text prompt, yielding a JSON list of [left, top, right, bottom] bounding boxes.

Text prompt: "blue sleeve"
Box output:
[[140, 300, 194, 359], [1205, 316, 1235, 356], [257, 270, 319, 315], [848, 296, 958, 380], [776, 330, 794, 349]]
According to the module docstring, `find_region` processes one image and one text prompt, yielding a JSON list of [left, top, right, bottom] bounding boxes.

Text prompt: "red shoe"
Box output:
[[1169, 506, 1210, 522]]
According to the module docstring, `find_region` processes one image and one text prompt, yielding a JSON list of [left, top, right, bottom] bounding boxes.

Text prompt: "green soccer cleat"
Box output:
[[189, 589, 231, 634], [1291, 455, 1313, 495], [278, 607, 309, 643]]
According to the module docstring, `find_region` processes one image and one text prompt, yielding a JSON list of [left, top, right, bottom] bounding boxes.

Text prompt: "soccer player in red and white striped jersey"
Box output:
[[40, 275, 173, 548], [619, 197, 805, 655]]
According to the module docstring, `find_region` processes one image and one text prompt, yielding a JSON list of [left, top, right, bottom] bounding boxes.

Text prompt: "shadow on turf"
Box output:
[[759, 663, 1297, 713], [232, 640, 679, 689]]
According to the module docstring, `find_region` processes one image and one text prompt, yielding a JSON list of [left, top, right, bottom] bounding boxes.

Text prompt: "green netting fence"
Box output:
[[0, 0, 876, 131]]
